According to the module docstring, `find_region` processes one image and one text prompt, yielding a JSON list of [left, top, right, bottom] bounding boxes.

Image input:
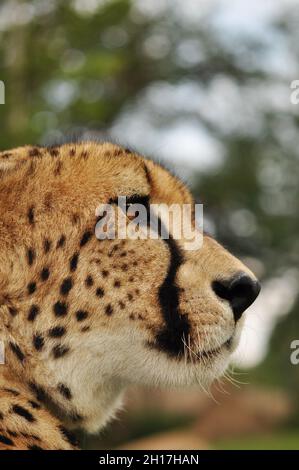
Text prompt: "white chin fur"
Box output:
[[120, 345, 232, 391]]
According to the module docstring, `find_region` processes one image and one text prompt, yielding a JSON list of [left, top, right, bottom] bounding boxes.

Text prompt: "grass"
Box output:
[[214, 431, 299, 450]]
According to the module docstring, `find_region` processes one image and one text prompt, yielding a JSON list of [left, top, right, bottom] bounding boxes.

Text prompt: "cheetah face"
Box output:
[[1, 143, 260, 403], [62, 145, 261, 390]]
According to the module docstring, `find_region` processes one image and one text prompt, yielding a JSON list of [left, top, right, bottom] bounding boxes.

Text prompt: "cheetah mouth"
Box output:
[[193, 336, 233, 362]]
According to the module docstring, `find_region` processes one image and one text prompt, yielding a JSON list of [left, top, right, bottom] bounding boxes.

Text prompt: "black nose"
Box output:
[[212, 273, 261, 322]]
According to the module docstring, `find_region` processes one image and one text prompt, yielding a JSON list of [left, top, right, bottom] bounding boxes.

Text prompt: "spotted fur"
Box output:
[[0, 142, 257, 449]]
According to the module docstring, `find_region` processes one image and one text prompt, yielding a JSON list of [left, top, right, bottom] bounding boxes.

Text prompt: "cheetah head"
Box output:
[[0, 142, 260, 433]]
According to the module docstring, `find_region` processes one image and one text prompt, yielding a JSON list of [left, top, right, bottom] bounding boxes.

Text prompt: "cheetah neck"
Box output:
[[1, 306, 125, 434]]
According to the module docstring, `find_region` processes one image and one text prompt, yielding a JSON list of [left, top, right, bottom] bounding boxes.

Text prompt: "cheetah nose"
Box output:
[[212, 273, 261, 322]]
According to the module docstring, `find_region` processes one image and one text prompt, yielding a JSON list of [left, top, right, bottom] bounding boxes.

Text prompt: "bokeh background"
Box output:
[[1, 0, 299, 449]]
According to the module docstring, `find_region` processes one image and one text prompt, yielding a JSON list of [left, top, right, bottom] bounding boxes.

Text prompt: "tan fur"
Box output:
[[0, 142, 257, 449]]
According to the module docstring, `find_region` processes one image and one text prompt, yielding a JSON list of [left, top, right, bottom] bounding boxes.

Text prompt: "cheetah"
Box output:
[[0, 142, 260, 450]]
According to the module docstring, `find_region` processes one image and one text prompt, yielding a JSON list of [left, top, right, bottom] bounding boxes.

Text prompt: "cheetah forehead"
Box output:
[[0, 141, 194, 253]]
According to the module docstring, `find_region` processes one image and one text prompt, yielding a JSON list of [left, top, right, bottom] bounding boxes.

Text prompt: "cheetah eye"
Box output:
[[126, 195, 150, 224], [108, 194, 150, 222], [126, 204, 137, 220], [125, 195, 150, 207]]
